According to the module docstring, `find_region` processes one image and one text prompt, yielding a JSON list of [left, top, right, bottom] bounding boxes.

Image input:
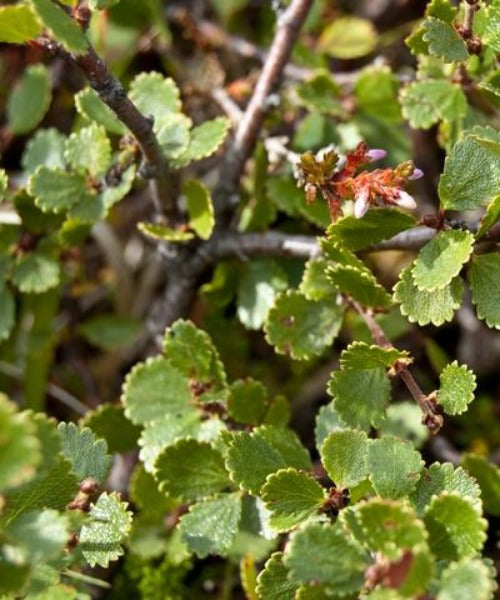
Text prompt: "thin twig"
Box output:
[[211, 87, 244, 125]]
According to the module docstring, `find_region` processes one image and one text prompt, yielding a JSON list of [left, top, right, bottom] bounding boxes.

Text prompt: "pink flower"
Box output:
[[367, 148, 387, 161], [354, 188, 370, 219], [395, 190, 417, 209], [408, 167, 424, 181]]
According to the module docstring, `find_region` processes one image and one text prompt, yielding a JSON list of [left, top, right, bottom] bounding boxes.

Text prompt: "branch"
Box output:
[[39, 40, 177, 221], [213, 0, 314, 217]]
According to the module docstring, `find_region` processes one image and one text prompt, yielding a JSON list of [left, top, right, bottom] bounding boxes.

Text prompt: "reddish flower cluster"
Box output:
[[296, 142, 422, 220]]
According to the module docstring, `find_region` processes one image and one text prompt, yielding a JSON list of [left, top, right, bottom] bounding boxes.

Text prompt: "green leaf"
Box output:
[[0, 169, 7, 201], [81, 404, 141, 454], [469, 252, 500, 329], [30, 0, 88, 54], [64, 124, 111, 177], [321, 429, 369, 488], [129, 72, 181, 120], [411, 462, 481, 514], [296, 71, 342, 115], [328, 368, 390, 431], [327, 264, 392, 308], [154, 439, 229, 502], [422, 18, 468, 62], [340, 342, 410, 370], [477, 195, 500, 238], [462, 454, 500, 516], [284, 523, 368, 590], [154, 113, 191, 161], [29, 167, 90, 213], [411, 230, 474, 292], [400, 80, 467, 129], [261, 468, 326, 532], [138, 221, 195, 242], [0, 5, 42, 44], [79, 315, 140, 351], [0, 286, 15, 343], [314, 402, 345, 448], [179, 492, 242, 558], [439, 127, 500, 211], [11, 251, 60, 294], [183, 179, 214, 240], [57, 422, 112, 484], [483, 4, 500, 52], [263, 395, 290, 428], [172, 117, 230, 167], [75, 87, 127, 135], [162, 319, 227, 404], [318, 16, 377, 59], [89, 0, 121, 9], [130, 464, 173, 518], [237, 259, 287, 330], [437, 361, 476, 415], [226, 425, 311, 495], [7, 65, 51, 135], [264, 291, 344, 360], [0, 395, 40, 490], [393, 265, 463, 326], [21, 129, 66, 174], [355, 66, 402, 122], [299, 258, 336, 301], [121, 356, 193, 425], [342, 499, 427, 561], [256, 552, 299, 600], [437, 558, 497, 600], [79, 492, 133, 567], [327, 208, 416, 251], [424, 493, 487, 560], [8, 509, 69, 564], [367, 436, 424, 499], [228, 379, 268, 426]]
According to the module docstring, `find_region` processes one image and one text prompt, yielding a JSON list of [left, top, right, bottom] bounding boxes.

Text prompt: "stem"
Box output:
[[463, 1, 477, 38], [347, 299, 443, 434], [62, 570, 111, 589]]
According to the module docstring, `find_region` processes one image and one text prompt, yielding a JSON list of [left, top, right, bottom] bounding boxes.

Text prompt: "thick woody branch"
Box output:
[[214, 0, 314, 216], [40, 40, 177, 221]]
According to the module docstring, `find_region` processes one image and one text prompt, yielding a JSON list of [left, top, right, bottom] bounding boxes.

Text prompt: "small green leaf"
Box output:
[[393, 265, 463, 326], [0, 286, 15, 343], [340, 341, 410, 370], [81, 404, 141, 454], [296, 71, 342, 115], [367, 436, 424, 499], [57, 422, 112, 484], [154, 439, 229, 501], [79, 315, 140, 351], [22, 128, 66, 174], [477, 195, 500, 239], [400, 79, 467, 129], [437, 361, 476, 415], [121, 356, 193, 425], [314, 402, 345, 448], [0, 395, 40, 490], [228, 379, 268, 426], [226, 425, 311, 495], [155, 112, 191, 159], [64, 123, 111, 177], [31, 0, 88, 54], [184, 179, 214, 240], [179, 492, 242, 558], [256, 552, 298, 600], [439, 126, 500, 211], [342, 498, 427, 560], [29, 167, 90, 213], [7, 65, 51, 135], [462, 454, 500, 516], [483, 3, 500, 52], [138, 222, 195, 242], [11, 251, 60, 294], [328, 368, 390, 431], [321, 429, 369, 488], [264, 291, 344, 360], [411, 230, 474, 292], [355, 66, 402, 123], [327, 208, 416, 251], [424, 493, 487, 560], [327, 264, 392, 308], [437, 558, 498, 600], [129, 72, 181, 120], [172, 117, 230, 167], [238, 259, 287, 330], [411, 462, 481, 514], [299, 258, 336, 301], [469, 252, 500, 329], [75, 87, 127, 135], [0, 5, 42, 44], [284, 523, 368, 590], [80, 492, 133, 567], [0, 169, 7, 201], [422, 18, 468, 62], [318, 16, 377, 59], [261, 468, 327, 532]]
